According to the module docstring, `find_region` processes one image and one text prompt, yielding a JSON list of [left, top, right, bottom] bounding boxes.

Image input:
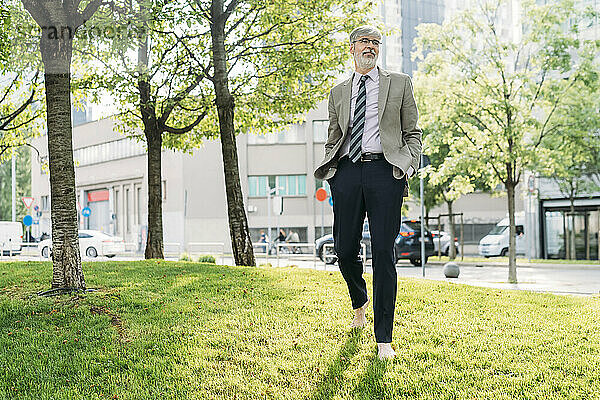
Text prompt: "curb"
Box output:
[[426, 260, 600, 270]]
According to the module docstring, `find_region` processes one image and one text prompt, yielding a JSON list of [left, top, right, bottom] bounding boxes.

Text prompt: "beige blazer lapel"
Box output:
[[378, 68, 391, 124], [339, 75, 353, 135]]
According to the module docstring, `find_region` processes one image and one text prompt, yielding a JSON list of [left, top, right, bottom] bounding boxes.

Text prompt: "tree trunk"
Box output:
[[506, 181, 517, 283], [210, 0, 255, 266], [446, 200, 456, 260], [40, 31, 84, 289], [136, 25, 164, 260], [144, 121, 164, 259]]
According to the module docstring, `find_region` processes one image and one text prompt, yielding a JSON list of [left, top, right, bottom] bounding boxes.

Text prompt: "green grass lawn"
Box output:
[[1, 261, 599, 399]]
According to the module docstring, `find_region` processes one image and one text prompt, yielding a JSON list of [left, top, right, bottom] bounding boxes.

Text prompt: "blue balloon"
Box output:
[[23, 215, 33, 226]]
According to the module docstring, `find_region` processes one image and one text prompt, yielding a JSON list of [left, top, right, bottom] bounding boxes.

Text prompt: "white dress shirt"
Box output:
[[339, 67, 382, 158], [339, 67, 415, 177]]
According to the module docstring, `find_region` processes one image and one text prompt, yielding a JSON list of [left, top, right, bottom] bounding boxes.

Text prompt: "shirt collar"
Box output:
[[353, 66, 379, 83]]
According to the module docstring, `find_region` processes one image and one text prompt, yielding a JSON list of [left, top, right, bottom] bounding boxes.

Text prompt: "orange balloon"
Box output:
[[315, 188, 328, 201]]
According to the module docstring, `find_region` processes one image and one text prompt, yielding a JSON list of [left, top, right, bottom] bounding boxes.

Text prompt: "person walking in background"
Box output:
[[258, 230, 269, 253], [270, 228, 287, 255], [286, 230, 301, 254], [277, 229, 286, 243], [314, 25, 422, 360], [259, 230, 266, 242]]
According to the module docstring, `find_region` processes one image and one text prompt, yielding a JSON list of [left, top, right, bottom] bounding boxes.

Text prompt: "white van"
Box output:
[[0, 221, 23, 255], [478, 212, 526, 257]]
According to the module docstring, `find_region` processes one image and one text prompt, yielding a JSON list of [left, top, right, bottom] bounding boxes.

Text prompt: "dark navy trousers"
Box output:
[[328, 156, 406, 343]]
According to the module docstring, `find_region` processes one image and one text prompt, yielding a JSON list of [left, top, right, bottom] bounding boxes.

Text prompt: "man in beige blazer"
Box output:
[[314, 25, 422, 360]]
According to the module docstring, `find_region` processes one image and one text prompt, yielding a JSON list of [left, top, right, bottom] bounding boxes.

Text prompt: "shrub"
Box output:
[[179, 252, 193, 262], [197, 254, 216, 264]]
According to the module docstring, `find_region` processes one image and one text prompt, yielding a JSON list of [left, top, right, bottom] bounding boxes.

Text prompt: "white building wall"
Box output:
[[182, 138, 230, 252]]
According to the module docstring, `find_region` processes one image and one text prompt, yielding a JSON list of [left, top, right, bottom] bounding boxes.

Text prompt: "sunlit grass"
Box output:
[[1, 260, 599, 399]]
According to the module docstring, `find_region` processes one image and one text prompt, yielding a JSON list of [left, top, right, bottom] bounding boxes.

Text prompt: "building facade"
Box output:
[[30, 106, 525, 254], [535, 176, 600, 260], [29, 0, 566, 257]]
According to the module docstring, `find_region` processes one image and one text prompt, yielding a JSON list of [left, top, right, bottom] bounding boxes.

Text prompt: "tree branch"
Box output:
[[163, 110, 207, 134], [75, 0, 105, 29], [534, 76, 579, 147], [454, 121, 505, 184], [225, 4, 263, 38], [157, 73, 206, 129], [223, 0, 240, 21], [0, 71, 39, 132]]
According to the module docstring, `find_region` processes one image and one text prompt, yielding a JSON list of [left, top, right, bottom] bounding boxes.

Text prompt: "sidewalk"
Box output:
[[394, 262, 600, 296], [428, 258, 600, 269], [257, 254, 600, 297]]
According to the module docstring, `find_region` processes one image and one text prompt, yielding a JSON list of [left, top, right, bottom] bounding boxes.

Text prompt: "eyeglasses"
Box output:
[[353, 38, 381, 47]]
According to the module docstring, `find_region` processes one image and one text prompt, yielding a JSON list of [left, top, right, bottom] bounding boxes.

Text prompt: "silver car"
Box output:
[[430, 230, 459, 256], [39, 230, 125, 258]]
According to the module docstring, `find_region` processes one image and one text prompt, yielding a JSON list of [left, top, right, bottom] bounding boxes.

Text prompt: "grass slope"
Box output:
[[1, 261, 599, 399]]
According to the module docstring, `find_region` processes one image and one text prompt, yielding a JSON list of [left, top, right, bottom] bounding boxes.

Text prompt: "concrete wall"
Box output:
[[182, 138, 230, 252]]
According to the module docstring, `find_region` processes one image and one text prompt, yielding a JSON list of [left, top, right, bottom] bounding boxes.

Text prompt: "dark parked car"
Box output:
[[315, 219, 435, 266]]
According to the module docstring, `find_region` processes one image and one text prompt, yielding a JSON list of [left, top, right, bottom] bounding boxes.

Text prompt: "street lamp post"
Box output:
[[419, 154, 430, 277], [267, 187, 274, 245], [267, 186, 284, 250]]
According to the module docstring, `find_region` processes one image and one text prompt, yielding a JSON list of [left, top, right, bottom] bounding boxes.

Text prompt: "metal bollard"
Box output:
[[361, 242, 367, 273]]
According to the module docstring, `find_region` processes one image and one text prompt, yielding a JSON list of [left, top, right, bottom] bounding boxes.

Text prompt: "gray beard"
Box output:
[[354, 52, 377, 69]]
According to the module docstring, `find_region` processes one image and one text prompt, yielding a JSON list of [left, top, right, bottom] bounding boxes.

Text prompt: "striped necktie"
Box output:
[[349, 75, 368, 163]]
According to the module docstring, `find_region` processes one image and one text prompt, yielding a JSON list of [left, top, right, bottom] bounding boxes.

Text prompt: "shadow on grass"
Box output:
[[307, 328, 363, 400], [350, 348, 390, 400]]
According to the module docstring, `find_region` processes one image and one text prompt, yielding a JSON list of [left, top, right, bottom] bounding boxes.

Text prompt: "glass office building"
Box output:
[[378, 0, 445, 75], [539, 178, 600, 261], [400, 0, 445, 76]]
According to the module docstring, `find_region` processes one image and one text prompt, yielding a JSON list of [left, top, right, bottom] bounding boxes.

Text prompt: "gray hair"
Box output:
[[349, 25, 382, 43]]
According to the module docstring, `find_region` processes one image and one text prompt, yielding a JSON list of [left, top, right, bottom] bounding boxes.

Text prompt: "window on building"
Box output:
[[136, 186, 142, 225], [248, 177, 257, 197], [313, 120, 328, 143], [125, 187, 131, 233], [268, 176, 276, 192], [247, 124, 306, 144], [162, 180, 167, 201], [248, 175, 307, 197], [41, 195, 49, 211], [315, 226, 332, 239], [288, 175, 297, 196], [114, 189, 120, 234], [250, 227, 308, 243], [73, 138, 146, 167]]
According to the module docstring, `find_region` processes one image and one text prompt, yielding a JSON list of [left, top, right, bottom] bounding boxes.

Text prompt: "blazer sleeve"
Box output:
[[325, 88, 343, 154], [401, 76, 422, 178]]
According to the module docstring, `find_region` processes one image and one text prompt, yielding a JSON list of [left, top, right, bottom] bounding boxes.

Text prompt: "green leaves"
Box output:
[[414, 0, 599, 194], [73, 0, 369, 148], [0, 4, 10, 65]]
